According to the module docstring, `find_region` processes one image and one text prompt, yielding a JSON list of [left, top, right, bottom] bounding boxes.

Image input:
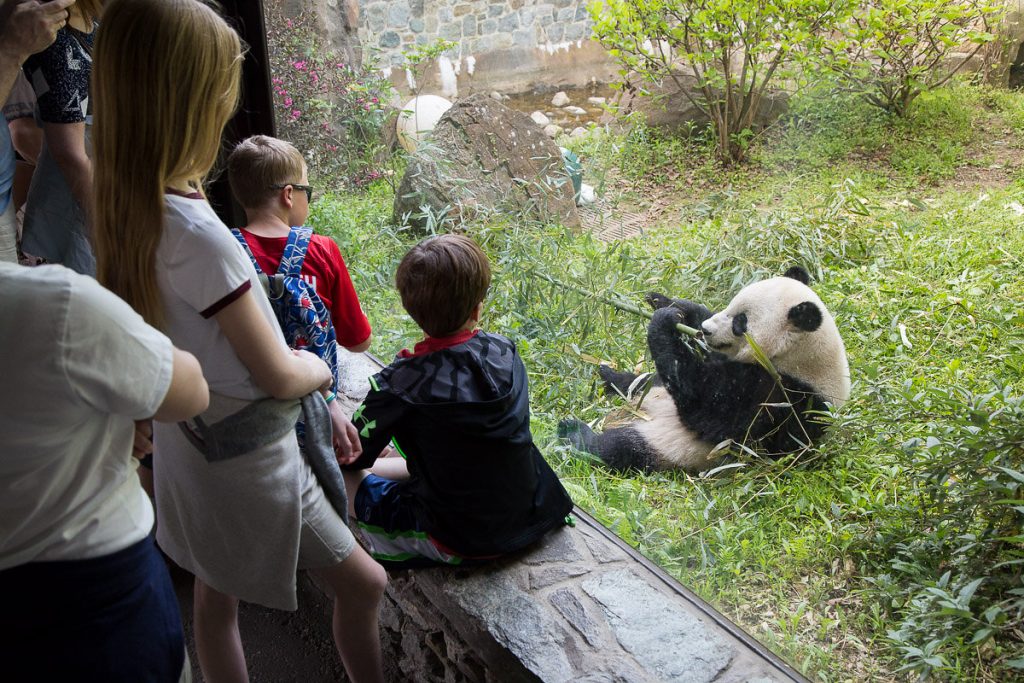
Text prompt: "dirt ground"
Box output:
[[169, 561, 347, 682]]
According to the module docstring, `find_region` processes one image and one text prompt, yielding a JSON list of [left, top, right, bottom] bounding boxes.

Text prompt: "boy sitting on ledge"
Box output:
[[343, 234, 573, 567]]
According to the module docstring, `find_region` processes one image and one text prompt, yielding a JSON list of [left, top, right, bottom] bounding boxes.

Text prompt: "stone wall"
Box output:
[[355, 0, 617, 95], [359, 0, 591, 62]]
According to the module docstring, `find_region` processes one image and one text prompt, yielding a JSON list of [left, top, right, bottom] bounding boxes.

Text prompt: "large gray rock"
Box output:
[[393, 94, 580, 230], [602, 72, 788, 134], [998, 7, 1024, 88]]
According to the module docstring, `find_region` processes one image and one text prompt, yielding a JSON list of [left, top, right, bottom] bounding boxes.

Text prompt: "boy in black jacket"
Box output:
[[342, 234, 573, 567]]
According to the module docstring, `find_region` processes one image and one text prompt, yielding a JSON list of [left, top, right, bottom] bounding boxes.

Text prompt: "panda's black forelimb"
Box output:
[[598, 365, 638, 397], [645, 292, 714, 330], [558, 419, 661, 473], [598, 365, 657, 398], [647, 307, 705, 413]]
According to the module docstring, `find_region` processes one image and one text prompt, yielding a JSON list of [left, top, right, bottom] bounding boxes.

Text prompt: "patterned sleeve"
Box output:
[[327, 240, 371, 348], [23, 28, 93, 124]]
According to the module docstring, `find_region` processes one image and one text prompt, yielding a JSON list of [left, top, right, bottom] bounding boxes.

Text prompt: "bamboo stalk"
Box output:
[[527, 269, 700, 337]]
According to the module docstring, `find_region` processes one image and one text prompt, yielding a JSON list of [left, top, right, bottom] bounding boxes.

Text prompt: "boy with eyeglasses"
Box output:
[[227, 135, 371, 461]]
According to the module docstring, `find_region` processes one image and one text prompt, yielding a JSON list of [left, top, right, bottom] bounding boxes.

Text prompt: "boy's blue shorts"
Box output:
[[355, 474, 473, 569]]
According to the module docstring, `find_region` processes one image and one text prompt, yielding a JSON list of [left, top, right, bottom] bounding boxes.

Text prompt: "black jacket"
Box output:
[[347, 332, 573, 557]]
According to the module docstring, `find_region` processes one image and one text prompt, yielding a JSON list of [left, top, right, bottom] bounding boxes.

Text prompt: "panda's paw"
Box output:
[[650, 306, 686, 331], [645, 292, 675, 310], [558, 418, 597, 453], [599, 364, 636, 398]]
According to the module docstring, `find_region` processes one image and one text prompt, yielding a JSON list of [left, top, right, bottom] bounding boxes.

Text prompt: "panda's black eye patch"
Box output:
[[788, 301, 822, 331], [731, 312, 748, 336]]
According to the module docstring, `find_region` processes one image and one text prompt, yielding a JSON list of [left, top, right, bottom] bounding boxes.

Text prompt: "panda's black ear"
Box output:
[[783, 266, 811, 285], [788, 301, 822, 332]]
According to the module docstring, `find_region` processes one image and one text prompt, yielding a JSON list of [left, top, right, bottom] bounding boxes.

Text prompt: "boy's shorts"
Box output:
[[354, 475, 472, 569]]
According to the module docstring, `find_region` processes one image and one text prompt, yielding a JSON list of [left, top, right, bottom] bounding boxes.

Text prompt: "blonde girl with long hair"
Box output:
[[92, 2, 386, 681]]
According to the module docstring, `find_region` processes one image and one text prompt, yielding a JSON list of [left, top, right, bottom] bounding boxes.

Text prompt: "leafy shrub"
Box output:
[[822, 0, 1004, 117], [264, 3, 393, 189], [866, 381, 1024, 677], [589, 0, 843, 165]]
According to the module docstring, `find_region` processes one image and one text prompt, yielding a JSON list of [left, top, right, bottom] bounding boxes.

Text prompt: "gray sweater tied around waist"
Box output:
[[179, 392, 349, 525]]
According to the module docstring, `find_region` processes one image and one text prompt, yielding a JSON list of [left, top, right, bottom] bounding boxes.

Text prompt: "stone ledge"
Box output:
[[375, 511, 806, 683], [332, 351, 807, 683]]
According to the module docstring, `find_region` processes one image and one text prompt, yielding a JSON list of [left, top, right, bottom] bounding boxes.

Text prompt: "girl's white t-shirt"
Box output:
[[158, 193, 286, 399]]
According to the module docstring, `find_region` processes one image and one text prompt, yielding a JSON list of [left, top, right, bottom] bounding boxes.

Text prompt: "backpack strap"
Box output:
[[231, 228, 273, 298], [278, 226, 314, 277], [230, 229, 263, 273]]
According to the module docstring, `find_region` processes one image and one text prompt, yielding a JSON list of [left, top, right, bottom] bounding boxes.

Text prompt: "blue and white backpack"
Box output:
[[232, 226, 340, 396]]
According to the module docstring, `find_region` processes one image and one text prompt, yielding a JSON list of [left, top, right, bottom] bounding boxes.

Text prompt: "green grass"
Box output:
[[310, 82, 1024, 682]]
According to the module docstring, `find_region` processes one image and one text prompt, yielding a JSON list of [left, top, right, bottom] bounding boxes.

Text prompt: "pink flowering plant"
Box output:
[[266, 6, 393, 189]]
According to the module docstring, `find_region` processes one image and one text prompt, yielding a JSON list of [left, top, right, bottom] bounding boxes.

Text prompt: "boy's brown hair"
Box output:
[[396, 235, 491, 338], [227, 135, 305, 209]]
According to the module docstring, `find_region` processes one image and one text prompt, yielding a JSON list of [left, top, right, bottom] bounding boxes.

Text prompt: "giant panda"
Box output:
[[559, 267, 850, 473]]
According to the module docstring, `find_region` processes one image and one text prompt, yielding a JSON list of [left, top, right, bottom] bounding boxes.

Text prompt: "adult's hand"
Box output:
[[0, 0, 75, 61]]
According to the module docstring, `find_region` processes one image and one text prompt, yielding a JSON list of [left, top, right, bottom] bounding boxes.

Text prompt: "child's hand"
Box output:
[[327, 400, 363, 465]]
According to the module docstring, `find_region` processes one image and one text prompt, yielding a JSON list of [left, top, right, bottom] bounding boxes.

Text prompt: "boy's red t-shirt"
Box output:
[[239, 228, 371, 348]]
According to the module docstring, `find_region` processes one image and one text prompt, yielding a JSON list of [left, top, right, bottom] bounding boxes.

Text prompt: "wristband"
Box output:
[[325, 391, 337, 403]]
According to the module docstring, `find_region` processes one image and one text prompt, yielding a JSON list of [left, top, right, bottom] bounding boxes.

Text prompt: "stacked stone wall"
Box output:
[[358, 0, 594, 66]]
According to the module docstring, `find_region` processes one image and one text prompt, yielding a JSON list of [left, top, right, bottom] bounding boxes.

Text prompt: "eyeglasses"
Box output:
[[271, 183, 314, 203]]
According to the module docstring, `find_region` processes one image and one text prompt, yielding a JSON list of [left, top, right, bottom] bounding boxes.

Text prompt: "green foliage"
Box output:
[[399, 38, 458, 95], [312, 84, 1024, 680], [868, 384, 1024, 677], [820, 0, 1004, 116], [589, 0, 844, 164], [400, 38, 458, 70], [265, 3, 393, 189]]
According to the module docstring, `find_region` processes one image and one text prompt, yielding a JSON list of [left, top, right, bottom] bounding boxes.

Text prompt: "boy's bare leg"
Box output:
[[370, 456, 409, 481], [343, 469, 368, 519], [193, 577, 248, 683], [312, 546, 387, 683]]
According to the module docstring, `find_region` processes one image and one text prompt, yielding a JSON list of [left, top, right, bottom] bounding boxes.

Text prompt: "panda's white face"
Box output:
[[700, 276, 851, 404]]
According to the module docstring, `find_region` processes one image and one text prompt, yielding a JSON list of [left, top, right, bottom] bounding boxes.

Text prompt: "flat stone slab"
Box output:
[[582, 569, 733, 682]]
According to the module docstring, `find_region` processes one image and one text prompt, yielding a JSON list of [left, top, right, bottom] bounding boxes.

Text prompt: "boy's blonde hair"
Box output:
[[396, 235, 491, 338], [227, 135, 306, 209], [93, 0, 243, 329]]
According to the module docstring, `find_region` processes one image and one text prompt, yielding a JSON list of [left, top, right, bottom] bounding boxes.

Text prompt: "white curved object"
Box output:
[[396, 95, 453, 153]]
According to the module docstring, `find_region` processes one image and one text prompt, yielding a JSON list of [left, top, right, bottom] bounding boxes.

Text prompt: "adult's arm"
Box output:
[[0, 0, 73, 101], [41, 121, 92, 228], [67, 269, 207, 424], [215, 288, 332, 399], [152, 348, 209, 422]]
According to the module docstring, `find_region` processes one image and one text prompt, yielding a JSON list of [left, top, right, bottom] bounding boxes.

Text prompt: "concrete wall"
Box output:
[[356, 0, 618, 95]]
